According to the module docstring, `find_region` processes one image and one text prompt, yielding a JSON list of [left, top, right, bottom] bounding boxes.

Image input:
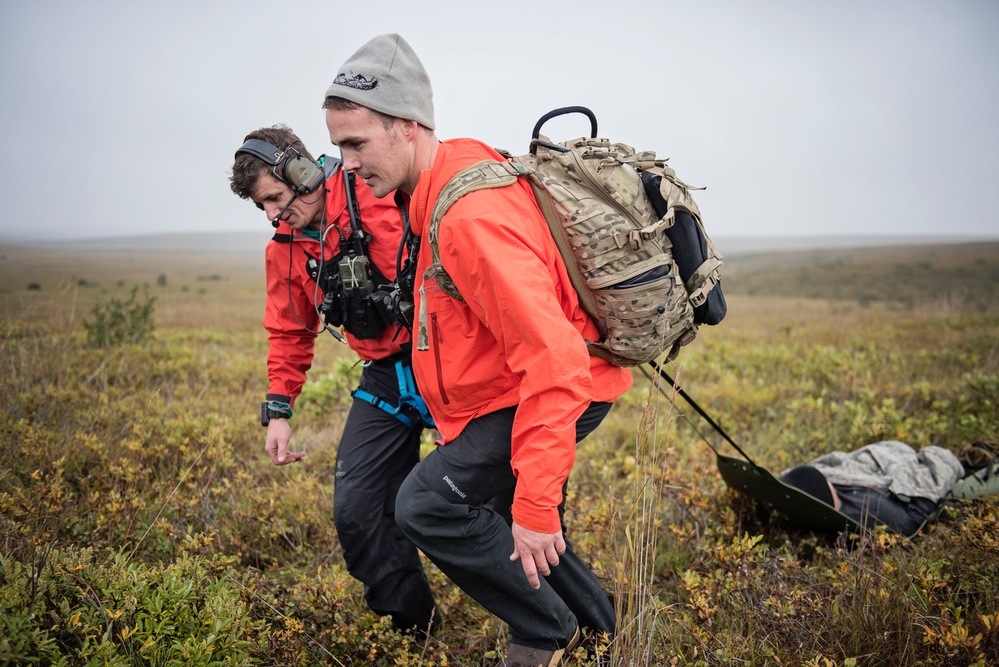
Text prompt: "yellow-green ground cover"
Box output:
[[1, 241, 997, 665]]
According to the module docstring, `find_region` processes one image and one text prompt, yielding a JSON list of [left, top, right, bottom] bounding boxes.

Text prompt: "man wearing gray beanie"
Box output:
[[325, 33, 434, 133], [325, 34, 632, 666]]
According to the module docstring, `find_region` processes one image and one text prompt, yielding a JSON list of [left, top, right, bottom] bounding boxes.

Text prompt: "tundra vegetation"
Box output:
[[1, 240, 997, 666]]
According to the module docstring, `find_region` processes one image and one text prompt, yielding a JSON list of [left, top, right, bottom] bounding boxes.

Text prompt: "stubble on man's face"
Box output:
[[326, 107, 407, 198], [251, 173, 320, 230]]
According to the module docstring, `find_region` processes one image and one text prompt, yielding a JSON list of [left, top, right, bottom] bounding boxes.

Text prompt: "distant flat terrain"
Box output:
[[3, 231, 993, 257], [719, 240, 998, 312], [2, 233, 997, 322], [716, 234, 996, 256]]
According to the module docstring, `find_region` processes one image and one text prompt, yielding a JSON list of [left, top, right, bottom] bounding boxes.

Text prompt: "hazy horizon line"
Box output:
[[2, 231, 998, 261]]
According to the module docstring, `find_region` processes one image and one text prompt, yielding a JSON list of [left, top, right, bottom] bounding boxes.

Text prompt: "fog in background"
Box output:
[[1, 0, 997, 245]]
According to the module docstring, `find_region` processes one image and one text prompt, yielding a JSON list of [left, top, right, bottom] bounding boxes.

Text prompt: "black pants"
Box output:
[[334, 357, 437, 633], [835, 486, 939, 537], [395, 402, 616, 649]]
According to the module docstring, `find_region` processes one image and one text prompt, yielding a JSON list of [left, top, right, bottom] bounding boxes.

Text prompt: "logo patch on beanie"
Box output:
[[332, 73, 378, 91]]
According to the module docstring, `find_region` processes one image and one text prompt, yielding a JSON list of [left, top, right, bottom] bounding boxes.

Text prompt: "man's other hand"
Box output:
[[510, 521, 565, 589], [264, 419, 306, 465]]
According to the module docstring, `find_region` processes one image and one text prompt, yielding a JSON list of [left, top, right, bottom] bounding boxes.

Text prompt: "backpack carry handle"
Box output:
[[530, 106, 598, 155]]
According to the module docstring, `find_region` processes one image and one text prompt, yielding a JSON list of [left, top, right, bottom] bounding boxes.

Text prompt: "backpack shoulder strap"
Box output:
[[416, 159, 525, 351], [426, 159, 524, 299], [430, 160, 526, 230]]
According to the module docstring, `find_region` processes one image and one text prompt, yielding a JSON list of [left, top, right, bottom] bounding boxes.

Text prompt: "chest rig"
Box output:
[[272, 161, 396, 340]]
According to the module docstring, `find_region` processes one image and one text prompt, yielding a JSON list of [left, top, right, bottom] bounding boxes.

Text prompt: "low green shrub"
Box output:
[[82, 286, 156, 348], [0, 548, 263, 666]]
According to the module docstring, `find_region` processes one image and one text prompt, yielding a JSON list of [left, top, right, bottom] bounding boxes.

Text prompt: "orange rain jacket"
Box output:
[[408, 138, 634, 534], [264, 168, 409, 406]]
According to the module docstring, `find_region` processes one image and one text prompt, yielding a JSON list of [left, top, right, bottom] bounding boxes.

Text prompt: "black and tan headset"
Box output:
[[235, 139, 325, 195]]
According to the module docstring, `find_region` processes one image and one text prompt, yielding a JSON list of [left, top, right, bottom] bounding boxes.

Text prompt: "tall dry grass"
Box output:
[[1, 241, 997, 665]]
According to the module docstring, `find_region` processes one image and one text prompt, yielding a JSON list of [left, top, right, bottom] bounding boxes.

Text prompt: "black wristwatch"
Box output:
[[260, 402, 292, 426]]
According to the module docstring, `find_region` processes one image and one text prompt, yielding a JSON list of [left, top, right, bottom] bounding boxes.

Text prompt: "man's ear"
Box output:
[[399, 118, 420, 140]]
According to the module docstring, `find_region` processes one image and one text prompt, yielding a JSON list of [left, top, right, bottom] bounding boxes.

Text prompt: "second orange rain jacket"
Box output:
[[263, 168, 409, 406]]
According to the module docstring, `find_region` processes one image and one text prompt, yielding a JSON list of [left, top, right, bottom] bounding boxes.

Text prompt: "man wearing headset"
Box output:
[[229, 124, 437, 636]]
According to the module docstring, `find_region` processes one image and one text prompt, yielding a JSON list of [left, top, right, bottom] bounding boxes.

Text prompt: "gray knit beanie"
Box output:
[[325, 34, 435, 130]]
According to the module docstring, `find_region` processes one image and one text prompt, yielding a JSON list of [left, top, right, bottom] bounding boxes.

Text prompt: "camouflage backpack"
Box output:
[[418, 106, 726, 367]]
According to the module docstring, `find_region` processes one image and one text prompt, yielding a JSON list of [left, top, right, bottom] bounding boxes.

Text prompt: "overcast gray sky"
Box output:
[[1, 0, 997, 243]]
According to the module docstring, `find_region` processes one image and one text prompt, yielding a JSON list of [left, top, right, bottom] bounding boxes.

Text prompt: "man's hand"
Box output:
[[510, 521, 565, 589], [264, 419, 306, 465]]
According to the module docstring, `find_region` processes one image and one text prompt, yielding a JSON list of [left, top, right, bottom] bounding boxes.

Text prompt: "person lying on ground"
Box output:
[[781, 440, 998, 536]]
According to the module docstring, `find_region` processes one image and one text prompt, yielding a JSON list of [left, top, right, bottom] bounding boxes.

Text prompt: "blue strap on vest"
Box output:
[[351, 360, 435, 429]]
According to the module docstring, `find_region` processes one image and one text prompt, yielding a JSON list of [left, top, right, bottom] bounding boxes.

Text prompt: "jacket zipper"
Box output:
[[430, 313, 450, 405]]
